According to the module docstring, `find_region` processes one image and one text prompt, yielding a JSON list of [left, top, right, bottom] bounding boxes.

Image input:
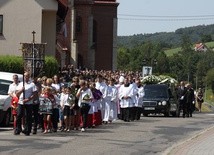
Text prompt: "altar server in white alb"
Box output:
[[108, 78, 118, 122], [95, 75, 108, 121], [118, 78, 134, 122], [115, 76, 124, 120], [128, 75, 138, 121], [135, 79, 144, 120], [102, 80, 112, 124]]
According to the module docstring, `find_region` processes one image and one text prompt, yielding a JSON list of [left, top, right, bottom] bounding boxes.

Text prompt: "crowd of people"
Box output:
[[7, 67, 204, 136]]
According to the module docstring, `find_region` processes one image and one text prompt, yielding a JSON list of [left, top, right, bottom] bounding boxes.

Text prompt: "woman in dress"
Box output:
[[196, 88, 204, 112]]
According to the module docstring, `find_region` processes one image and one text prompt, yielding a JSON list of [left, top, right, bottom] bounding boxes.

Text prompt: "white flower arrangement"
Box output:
[[141, 75, 161, 84], [141, 75, 178, 85], [158, 75, 178, 85]]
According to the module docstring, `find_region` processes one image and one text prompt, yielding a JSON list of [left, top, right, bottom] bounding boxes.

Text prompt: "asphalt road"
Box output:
[[0, 112, 214, 155]]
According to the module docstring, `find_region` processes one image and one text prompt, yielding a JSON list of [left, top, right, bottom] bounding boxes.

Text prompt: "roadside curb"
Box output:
[[162, 125, 214, 155]]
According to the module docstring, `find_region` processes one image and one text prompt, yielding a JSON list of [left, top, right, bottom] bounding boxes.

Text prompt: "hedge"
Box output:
[[0, 55, 59, 77]]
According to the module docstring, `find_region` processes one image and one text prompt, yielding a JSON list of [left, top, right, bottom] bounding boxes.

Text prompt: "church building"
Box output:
[[57, 0, 119, 70]]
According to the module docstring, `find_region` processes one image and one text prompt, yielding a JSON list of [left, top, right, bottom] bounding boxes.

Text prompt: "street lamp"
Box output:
[[142, 58, 157, 66]]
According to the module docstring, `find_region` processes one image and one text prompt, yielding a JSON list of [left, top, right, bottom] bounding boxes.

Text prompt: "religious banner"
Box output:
[[21, 43, 45, 78]]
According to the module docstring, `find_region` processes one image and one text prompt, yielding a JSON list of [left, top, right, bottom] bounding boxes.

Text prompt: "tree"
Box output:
[[155, 51, 170, 74], [169, 54, 184, 81], [201, 34, 212, 43], [180, 34, 193, 54], [206, 68, 214, 94], [117, 47, 130, 70]]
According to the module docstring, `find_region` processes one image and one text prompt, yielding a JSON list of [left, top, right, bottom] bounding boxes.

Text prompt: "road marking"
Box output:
[[39, 136, 75, 142], [205, 113, 214, 116], [0, 132, 12, 136]]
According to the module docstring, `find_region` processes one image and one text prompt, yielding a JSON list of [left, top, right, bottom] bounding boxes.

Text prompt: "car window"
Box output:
[[0, 79, 12, 95], [144, 86, 169, 99]]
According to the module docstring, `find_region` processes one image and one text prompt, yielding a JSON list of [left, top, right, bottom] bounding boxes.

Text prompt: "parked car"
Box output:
[[141, 84, 179, 117], [0, 72, 23, 126]]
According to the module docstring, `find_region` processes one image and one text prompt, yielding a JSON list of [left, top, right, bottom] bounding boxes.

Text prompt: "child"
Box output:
[[51, 89, 60, 132], [59, 86, 66, 131], [60, 87, 73, 132], [11, 96, 19, 129], [41, 86, 54, 134]]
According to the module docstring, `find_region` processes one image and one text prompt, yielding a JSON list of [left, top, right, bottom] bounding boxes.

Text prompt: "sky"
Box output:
[[117, 0, 214, 36]]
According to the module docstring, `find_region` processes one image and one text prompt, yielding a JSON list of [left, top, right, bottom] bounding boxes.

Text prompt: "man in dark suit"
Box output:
[[184, 83, 195, 117], [177, 81, 187, 118]]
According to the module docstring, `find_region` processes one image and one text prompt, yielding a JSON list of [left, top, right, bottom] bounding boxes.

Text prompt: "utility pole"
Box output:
[[32, 31, 36, 78]]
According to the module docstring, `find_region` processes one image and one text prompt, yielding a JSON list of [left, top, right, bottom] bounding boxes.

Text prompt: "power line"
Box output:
[[118, 14, 214, 18], [118, 17, 214, 21]]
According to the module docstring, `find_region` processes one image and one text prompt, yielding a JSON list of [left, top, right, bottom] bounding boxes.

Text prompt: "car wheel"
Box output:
[[2, 109, 11, 127]]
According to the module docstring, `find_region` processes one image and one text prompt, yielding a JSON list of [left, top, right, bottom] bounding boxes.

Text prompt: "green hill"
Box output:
[[164, 47, 181, 56], [205, 41, 214, 49], [118, 24, 214, 49]]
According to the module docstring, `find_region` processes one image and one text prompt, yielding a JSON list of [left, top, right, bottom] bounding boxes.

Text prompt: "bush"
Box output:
[[0, 55, 59, 77], [44, 56, 59, 77], [0, 56, 23, 73]]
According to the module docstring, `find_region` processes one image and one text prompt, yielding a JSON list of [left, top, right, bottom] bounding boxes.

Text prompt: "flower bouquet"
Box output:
[[67, 94, 75, 107], [83, 94, 90, 102]]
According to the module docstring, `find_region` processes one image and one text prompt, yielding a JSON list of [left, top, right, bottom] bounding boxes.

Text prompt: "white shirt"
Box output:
[[52, 83, 64, 92], [77, 88, 93, 107], [16, 81, 37, 105], [8, 82, 19, 97], [60, 94, 71, 107]]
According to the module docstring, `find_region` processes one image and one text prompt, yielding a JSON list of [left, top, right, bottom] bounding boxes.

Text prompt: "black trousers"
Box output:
[[124, 107, 131, 122], [120, 108, 125, 120], [32, 104, 39, 131], [135, 107, 142, 120], [130, 107, 136, 121], [80, 103, 91, 128], [120, 107, 131, 121], [16, 104, 33, 134], [187, 102, 193, 116], [52, 108, 59, 130]]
